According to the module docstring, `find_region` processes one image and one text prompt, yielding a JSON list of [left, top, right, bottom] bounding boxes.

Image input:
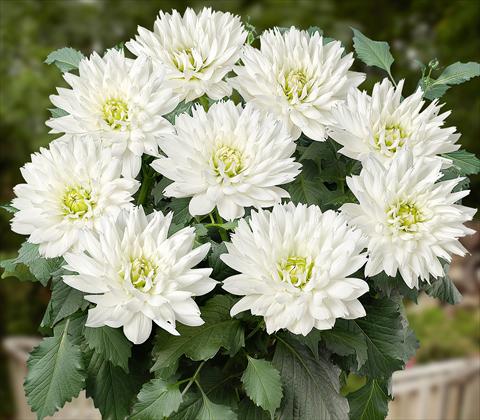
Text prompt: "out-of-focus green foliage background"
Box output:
[[0, 0, 479, 417]]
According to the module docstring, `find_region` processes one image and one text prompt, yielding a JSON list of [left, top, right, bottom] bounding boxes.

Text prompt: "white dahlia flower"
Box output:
[[229, 27, 365, 141], [151, 101, 301, 221], [221, 203, 369, 335], [329, 79, 460, 165], [342, 151, 476, 288], [126, 7, 247, 102], [46, 49, 180, 177], [11, 136, 139, 258], [63, 207, 215, 344]]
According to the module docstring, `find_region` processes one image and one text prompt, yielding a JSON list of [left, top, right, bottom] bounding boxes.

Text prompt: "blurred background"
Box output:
[[0, 0, 478, 419]]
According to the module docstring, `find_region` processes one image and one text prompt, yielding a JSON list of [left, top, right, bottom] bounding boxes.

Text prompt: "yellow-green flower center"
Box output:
[[129, 257, 157, 290], [387, 200, 425, 233], [172, 48, 196, 72], [102, 98, 129, 129], [62, 186, 95, 218], [212, 145, 243, 178], [284, 69, 309, 101], [278, 256, 314, 289], [374, 124, 408, 156]]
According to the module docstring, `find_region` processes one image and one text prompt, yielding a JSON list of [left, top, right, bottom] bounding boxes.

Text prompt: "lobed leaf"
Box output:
[[443, 150, 480, 175], [347, 379, 390, 420]]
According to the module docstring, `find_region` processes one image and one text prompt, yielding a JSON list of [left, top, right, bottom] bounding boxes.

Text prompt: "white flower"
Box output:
[[11, 136, 139, 258], [47, 49, 180, 177], [126, 7, 247, 102], [329, 79, 460, 165], [342, 151, 476, 288], [151, 101, 301, 221], [229, 27, 365, 141], [63, 207, 216, 344], [221, 203, 369, 335]]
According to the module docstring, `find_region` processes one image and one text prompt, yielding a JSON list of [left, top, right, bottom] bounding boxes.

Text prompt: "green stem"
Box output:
[[208, 212, 216, 224], [387, 70, 397, 87], [181, 361, 206, 396], [245, 321, 264, 341], [137, 168, 154, 206]]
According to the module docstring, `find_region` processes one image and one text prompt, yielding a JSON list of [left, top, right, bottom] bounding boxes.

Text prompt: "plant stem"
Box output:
[[387, 70, 397, 87], [245, 321, 264, 341], [208, 212, 216, 224], [137, 167, 154, 206], [181, 361, 206, 396]]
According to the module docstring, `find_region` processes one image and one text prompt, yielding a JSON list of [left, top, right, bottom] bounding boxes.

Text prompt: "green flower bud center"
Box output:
[[284, 69, 309, 101], [129, 257, 157, 290], [374, 124, 408, 156], [212, 145, 243, 178], [102, 98, 129, 129], [62, 186, 94, 217], [278, 256, 313, 289], [387, 200, 425, 233]]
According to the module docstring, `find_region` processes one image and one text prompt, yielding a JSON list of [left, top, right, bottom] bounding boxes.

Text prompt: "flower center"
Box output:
[[128, 257, 157, 291], [102, 98, 129, 129], [278, 256, 313, 289], [212, 145, 243, 178], [284, 69, 309, 101], [374, 123, 408, 156], [387, 200, 425, 233], [172, 48, 196, 72], [62, 186, 95, 218]]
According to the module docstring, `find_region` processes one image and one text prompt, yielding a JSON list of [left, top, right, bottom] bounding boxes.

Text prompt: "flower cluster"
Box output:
[[5, 7, 479, 420]]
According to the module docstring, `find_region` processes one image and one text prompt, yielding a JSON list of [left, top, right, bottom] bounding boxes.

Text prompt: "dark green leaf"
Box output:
[[347, 379, 390, 420], [130, 378, 182, 420], [41, 280, 87, 328], [0, 259, 35, 281], [322, 319, 368, 370], [238, 399, 270, 420], [353, 297, 406, 379], [24, 319, 86, 419], [208, 241, 235, 281], [165, 101, 194, 124], [151, 295, 244, 371], [352, 28, 394, 74], [169, 198, 193, 225], [196, 392, 236, 420], [241, 356, 282, 417], [84, 326, 132, 372], [370, 271, 420, 302], [45, 47, 84, 72], [0, 202, 17, 213], [444, 150, 480, 175], [273, 335, 349, 420], [424, 272, 462, 305], [86, 351, 139, 420]]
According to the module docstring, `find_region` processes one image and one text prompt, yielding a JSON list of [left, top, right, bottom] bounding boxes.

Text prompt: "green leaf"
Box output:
[[130, 378, 182, 420], [165, 101, 194, 124], [45, 47, 84, 72], [307, 26, 323, 36], [424, 272, 462, 305], [352, 28, 394, 75], [196, 392, 236, 420], [444, 150, 480, 175], [169, 198, 194, 225], [0, 259, 35, 282], [7, 242, 64, 286], [370, 271, 420, 302], [285, 161, 325, 206], [352, 297, 406, 379], [238, 399, 270, 420], [24, 319, 86, 419], [84, 326, 132, 372], [347, 379, 390, 420], [151, 295, 244, 371], [321, 319, 368, 370], [241, 356, 282, 418], [273, 335, 349, 420], [86, 351, 138, 420], [0, 202, 17, 213], [48, 107, 69, 118], [41, 280, 87, 328], [208, 241, 235, 281], [421, 62, 480, 100]]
